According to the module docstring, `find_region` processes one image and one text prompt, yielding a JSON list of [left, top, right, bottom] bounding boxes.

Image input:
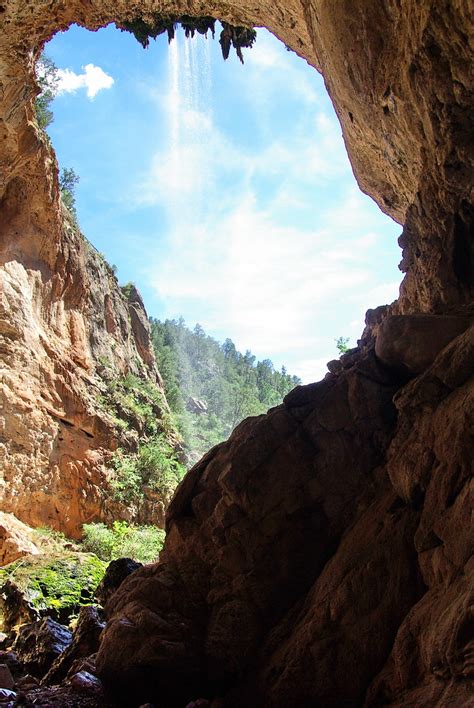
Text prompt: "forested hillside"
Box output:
[[150, 318, 301, 463]]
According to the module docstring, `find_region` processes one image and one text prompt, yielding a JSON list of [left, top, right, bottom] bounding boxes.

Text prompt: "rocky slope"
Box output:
[[0, 1, 473, 706]]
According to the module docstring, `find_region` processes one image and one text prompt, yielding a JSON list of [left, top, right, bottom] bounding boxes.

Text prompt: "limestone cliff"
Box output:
[[0, 1, 473, 707], [1, 166, 174, 537]]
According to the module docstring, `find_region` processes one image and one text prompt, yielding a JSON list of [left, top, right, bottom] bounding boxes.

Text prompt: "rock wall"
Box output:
[[0, 0, 472, 706]]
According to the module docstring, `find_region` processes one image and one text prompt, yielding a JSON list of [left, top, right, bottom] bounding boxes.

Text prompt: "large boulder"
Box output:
[[95, 558, 142, 610], [96, 335, 473, 706], [97, 349, 406, 705]]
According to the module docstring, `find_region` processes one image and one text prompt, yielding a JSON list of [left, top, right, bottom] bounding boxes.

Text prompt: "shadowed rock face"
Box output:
[[0, 0, 473, 706], [96, 327, 473, 706]]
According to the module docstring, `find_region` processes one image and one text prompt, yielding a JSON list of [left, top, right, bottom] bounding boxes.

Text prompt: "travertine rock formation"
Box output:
[[0, 0, 472, 706]]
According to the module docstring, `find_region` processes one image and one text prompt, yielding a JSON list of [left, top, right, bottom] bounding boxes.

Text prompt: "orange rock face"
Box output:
[[0, 513, 40, 565], [0, 0, 472, 706], [0, 203, 171, 537]]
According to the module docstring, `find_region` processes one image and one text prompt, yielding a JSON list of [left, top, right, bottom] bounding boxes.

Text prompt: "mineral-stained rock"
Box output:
[[0, 226, 174, 537], [13, 618, 72, 679]]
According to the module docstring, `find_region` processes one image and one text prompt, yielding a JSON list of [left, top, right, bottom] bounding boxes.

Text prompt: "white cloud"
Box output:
[[247, 38, 282, 68], [57, 64, 114, 99], [292, 357, 332, 384], [146, 191, 397, 380]]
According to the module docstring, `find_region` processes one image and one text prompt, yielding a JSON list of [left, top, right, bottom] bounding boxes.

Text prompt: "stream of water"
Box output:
[[167, 31, 213, 227]]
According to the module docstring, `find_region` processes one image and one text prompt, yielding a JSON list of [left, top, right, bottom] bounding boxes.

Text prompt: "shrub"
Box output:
[[335, 336, 350, 354], [111, 434, 186, 505], [82, 521, 165, 564], [121, 282, 135, 299], [100, 372, 171, 436]]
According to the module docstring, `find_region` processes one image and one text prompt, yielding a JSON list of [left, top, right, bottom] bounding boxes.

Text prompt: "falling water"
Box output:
[[167, 30, 213, 227], [168, 36, 181, 207]]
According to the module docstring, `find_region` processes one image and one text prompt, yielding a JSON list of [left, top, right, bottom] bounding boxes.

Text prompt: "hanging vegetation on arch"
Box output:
[[117, 14, 257, 64]]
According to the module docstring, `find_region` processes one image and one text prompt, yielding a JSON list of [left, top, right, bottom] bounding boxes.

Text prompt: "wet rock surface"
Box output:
[[43, 606, 105, 685], [0, 610, 109, 706]]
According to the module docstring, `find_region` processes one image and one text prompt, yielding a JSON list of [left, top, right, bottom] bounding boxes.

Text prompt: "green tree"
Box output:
[[149, 317, 301, 461], [59, 167, 80, 216], [35, 54, 59, 130]]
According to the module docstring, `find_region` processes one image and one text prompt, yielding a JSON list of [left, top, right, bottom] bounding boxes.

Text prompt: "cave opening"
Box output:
[[39, 20, 403, 459], [2, 8, 404, 594], [1, 4, 471, 706]]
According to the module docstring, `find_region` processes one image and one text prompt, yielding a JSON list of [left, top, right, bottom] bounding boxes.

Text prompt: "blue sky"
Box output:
[[45, 23, 402, 383]]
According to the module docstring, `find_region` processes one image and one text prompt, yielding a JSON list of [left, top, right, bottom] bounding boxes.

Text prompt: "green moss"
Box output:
[[0, 553, 106, 627]]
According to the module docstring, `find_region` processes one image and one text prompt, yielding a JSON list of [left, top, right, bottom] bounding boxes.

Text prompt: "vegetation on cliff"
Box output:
[[111, 436, 185, 506], [34, 54, 59, 130], [96, 367, 186, 505], [82, 522, 165, 564]]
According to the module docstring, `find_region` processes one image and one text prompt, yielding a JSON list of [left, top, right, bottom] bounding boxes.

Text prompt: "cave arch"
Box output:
[[1, 1, 472, 310]]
